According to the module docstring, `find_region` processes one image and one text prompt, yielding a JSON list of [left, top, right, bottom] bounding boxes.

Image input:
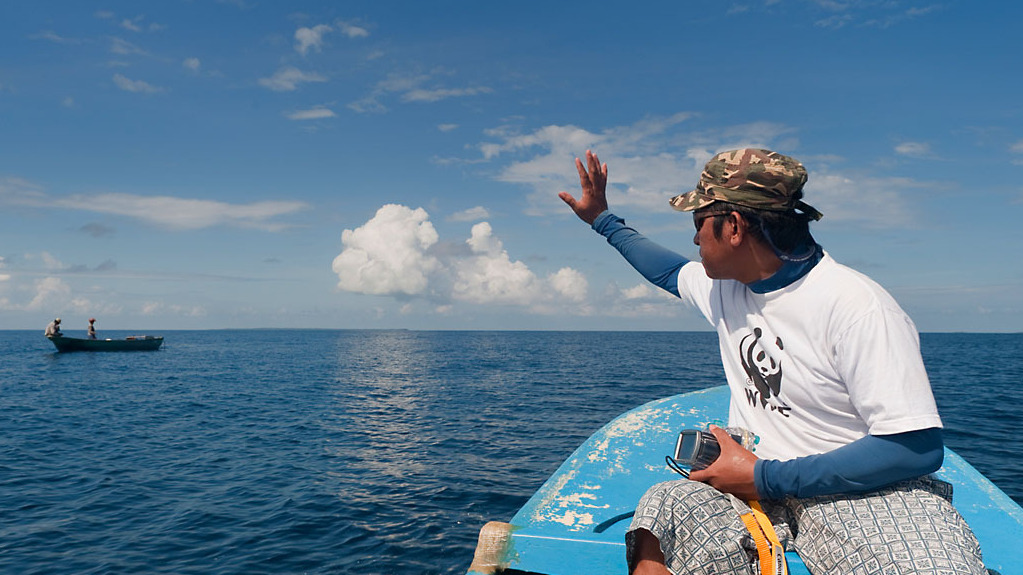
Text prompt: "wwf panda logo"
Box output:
[[739, 327, 790, 415]]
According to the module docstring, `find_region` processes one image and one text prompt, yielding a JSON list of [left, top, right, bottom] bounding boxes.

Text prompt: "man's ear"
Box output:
[[727, 211, 744, 246]]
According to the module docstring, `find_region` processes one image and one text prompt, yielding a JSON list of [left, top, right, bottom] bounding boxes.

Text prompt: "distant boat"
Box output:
[[47, 334, 164, 352]]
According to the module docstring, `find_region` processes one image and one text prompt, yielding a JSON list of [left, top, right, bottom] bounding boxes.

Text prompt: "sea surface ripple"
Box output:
[[1, 330, 1019, 574]]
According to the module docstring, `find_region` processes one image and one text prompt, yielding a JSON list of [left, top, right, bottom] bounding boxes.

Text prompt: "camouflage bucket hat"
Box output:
[[669, 148, 823, 220]]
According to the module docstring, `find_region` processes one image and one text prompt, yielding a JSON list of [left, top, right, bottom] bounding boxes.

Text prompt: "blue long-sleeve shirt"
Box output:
[[591, 211, 944, 499]]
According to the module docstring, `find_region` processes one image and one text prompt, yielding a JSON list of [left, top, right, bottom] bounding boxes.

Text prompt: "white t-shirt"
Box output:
[[677, 253, 942, 461]]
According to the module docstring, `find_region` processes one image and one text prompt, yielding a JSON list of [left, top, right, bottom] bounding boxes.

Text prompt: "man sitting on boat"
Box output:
[[44, 318, 62, 337], [560, 149, 985, 574]]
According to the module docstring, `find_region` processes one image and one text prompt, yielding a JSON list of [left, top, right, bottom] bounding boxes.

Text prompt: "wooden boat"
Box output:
[[47, 334, 164, 352], [468, 385, 1023, 574]]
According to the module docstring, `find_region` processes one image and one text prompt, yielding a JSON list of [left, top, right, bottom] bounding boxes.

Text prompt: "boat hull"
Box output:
[[47, 335, 164, 352], [468, 385, 1023, 574]]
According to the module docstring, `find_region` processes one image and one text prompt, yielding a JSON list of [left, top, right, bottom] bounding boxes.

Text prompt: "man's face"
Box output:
[[693, 211, 736, 280]]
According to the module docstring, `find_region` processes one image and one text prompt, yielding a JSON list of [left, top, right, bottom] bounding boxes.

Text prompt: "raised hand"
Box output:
[[558, 150, 609, 225]]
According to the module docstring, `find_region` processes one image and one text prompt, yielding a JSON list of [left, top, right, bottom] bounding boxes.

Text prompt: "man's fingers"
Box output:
[[558, 191, 577, 209]]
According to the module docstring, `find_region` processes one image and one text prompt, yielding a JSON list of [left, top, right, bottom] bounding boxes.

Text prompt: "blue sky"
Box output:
[[2, 1, 1021, 332]]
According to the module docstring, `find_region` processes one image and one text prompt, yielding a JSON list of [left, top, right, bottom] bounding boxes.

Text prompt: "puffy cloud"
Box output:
[[183, 57, 201, 72], [549, 267, 587, 303], [258, 67, 327, 92], [295, 24, 332, 55], [332, 204, 441, 296], [452, 222, 542, 305], [332, 205, 589, 310]]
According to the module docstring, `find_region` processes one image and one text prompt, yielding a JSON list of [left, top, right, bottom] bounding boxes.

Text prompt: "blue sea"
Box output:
[[2, 330, 1021, 574]]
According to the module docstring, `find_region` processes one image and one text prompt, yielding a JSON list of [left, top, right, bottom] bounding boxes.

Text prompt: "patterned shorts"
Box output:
[[626, 477, 986, 575]]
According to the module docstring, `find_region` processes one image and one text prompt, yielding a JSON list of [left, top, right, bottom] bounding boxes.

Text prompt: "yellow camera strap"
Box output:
[[737, 500, 787, 575]]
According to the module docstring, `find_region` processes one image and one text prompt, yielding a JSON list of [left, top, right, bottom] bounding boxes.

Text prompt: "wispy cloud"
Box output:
[[183, 57, 201, 72], [31, 31, 82, 44], [0, 178, 307, 231], [448, 206, 490, 222], [109, 37, 147, 56], [113, 74, 162, 93], [1011, 140, 1023, 166], [402, 86, 492, 103], [810, 0, 945, 29], [50, 194, 307, 231], [258, 66, 327, 92], [337, 19, 369, 38], [285, 107, 336, 120], [350, 71, 492, 113], [894, 141, 931, 158], [475, 113, 919, 226]]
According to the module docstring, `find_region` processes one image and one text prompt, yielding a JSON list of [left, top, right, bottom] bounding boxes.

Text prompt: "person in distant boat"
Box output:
[[88, 318, 97, 339], [44, 318, 62, 337], [560, 149, 985, 574]]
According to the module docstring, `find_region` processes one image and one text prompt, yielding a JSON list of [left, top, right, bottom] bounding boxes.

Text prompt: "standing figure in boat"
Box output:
[[44, 317, 62, 337], [560, 148, 985, 574], [88, 318, 97, 339]]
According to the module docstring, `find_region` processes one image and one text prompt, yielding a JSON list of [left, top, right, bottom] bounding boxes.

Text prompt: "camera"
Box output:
[[672, 427, 757, 471]]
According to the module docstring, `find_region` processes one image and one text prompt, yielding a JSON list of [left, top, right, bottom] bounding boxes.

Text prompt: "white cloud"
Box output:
[[295, 24, 332, 55], [52, 194, 306, 231], [285, 107, 336, 120], [332, 204, 441, 296], [121, 18, 142, 32], [805, 172, 914, 226], [1011, 140, 1023, 165], [0, 180, 307, 231], [476, 114, 919, 226], [183, 57, 201, 72], [26, 277, 72, 311], [332, 204, 590, 311], [113, 74, 162, 93], [258, 66, 327, 92], [109, 37, 146, 55], [32, 31, 80, 44], [337, 20, 369, 38], [402, 86, 492, 103], [549, 267, 587, 303], [62, 97, 75, 107], [895, 141, 930, 157], [142, 301, 207, 317], [350, 72, 491, 113], [438, 123, 458, 132], [448, 206, 489, 222]]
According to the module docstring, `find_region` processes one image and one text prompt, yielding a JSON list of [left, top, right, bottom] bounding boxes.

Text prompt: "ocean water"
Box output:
[[1, 330, 1020, 574]]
